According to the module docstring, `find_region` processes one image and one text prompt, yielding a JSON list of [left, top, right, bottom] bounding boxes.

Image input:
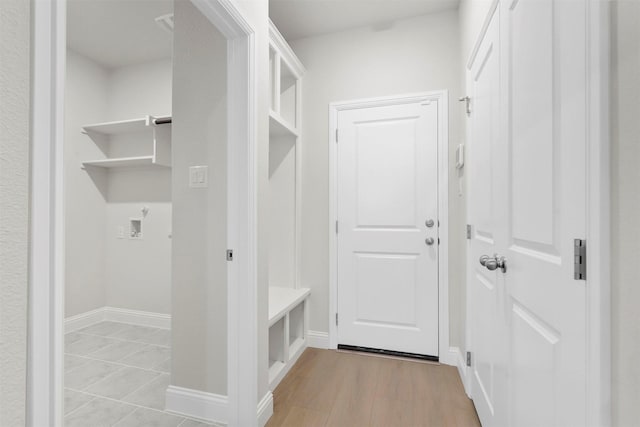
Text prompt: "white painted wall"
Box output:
[[289, 10, 466, 345], [611, 0, 640, 423], [104, 59, 173, 315], [171, 0, 228, 394], [64, 51, 173, 317], [64, 50, 110, 317], [0, 0, 30, 423]]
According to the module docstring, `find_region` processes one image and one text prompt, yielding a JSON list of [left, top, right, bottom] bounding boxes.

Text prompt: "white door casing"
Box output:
[[336, 99, 440, 357], [467, 0, 590, 425]]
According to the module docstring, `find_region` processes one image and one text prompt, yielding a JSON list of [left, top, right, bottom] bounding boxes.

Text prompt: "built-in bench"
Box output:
[[268, 286, 310, 389]]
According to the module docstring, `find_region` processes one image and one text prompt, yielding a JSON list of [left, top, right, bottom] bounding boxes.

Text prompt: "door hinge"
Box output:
[[335, 220, 338, 234], [466, 224, 472, 239], [335, 313, 339, 326], [466, 351, 472, 367], [335, 128, 339, 143], [226, 249, 234, 261], [574, 239, 587, 280]]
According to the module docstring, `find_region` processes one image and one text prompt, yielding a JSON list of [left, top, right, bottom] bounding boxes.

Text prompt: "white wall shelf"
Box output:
[[80, 115, 172, 169]]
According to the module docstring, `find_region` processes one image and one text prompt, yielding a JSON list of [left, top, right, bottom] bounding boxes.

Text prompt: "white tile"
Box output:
[[64, 389, 93, 415], [78, 321, 130, 337], [120, 345, 171, 370], [86, 366, 160, 400], [88, 340, 149, 363], [65, 354, 89, 372], [65, 359, 122, 391], [110, 325, 162, 341], [64, 396, 135, 427], [152, 358, 171, 373], [123, 374, 169, 410], [115, 407, 183, 427], [66, 334, 116, 356], [139, 329, 171, 346]]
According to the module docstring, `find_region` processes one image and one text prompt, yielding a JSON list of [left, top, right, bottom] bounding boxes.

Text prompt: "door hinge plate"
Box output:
[[466, 224, 472, 239], [466, 351, 472, 367], [335, 128, 339, 143], [335, 313, 338, 326], [574, 239, 586, 280], [335, 220, 338, 234], [226, 250, 234, 261]]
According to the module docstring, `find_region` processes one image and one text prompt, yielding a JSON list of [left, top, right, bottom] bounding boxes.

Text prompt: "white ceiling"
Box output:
[[270, 0, 460, 41], [67, 0, 174, 69]]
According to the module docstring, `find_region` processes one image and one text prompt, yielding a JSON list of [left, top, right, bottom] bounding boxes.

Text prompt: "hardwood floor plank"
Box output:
[[267, 349, 480, 427]]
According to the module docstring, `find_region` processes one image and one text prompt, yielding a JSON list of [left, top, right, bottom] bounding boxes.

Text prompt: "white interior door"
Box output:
[[468, 0, 588, 425], [467, 8, 508, 426], [337, 100, 439, 357]]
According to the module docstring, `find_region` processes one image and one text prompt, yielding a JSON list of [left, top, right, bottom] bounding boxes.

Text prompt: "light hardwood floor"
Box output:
[[267, 348, 481, 427]]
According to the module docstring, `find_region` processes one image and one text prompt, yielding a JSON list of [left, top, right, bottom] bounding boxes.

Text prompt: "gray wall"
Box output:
[[0, 0, 30, 424], [289, 10, 466, 346], [611, 0, 640, 424], [171, 0, 228, 394]]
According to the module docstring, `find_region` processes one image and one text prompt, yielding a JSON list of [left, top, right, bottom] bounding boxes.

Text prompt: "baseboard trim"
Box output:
[[64, 307, 107, 333], [449, 346, 471, 397], [165, 385, 227, 424], [104, 306, 170, 329], [65, 307, 171, 332], [257, 391, 274, 427], [307, 330, 329, 349]]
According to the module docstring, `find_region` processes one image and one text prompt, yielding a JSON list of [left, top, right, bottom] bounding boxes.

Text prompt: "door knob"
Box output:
[[479, 254, 507, 273], [425, 237, 435, 246], [425, 219, 435, 228]]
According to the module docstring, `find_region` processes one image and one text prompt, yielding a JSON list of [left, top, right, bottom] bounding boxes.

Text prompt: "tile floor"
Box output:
[[65, 321, 223, 427]]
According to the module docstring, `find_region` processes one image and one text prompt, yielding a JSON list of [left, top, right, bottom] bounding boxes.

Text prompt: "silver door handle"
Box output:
[[425, 237, 435, 246], [479, 254, 507, 273], [425, 219, 435, 228]]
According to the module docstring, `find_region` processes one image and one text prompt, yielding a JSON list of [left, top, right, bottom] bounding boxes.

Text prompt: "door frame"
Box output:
[[328, 91, 452, 364], [463, 0, 611, 424], [28, 0, 260, 425]]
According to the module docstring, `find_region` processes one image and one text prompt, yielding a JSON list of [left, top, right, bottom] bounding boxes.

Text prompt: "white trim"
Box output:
[[466, 0, 500, 70], [28, 0, 66, 425], [103, 307, 171, 329], [585, 0, 611, 425], [165, 386, 228, 424], [257, 392, 274, 427], [307, 330, 330, 349], [64, 307, 171, 332], [28, 0, 259, 426], [449, 346, 471, 398], [328, 91, 451, 364], [63, 308, 106, 333]]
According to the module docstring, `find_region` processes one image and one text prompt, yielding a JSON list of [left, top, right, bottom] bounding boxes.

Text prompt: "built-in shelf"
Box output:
[[82, 117, 153, 136], [268, 286, 310, 389], [269, 286, 310, 326], [269, 111, 298, 138], [80, 115, 172, 170], [82, 156, 168, 169]]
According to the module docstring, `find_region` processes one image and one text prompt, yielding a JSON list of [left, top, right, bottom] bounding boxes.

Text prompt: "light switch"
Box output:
[[189, 166, 208, 188]]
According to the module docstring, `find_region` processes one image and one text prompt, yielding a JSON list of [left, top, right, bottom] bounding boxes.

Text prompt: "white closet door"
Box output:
[[468, 0, 588, 425], [337, 101, 439, 357]]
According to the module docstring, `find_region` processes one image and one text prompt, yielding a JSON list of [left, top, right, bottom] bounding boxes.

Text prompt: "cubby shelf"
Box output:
[[268, 286, 310, 388], [269, 111, 299, 138], [82, 155, 160, 169]]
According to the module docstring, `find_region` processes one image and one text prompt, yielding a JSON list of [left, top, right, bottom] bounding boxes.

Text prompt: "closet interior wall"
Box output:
[[64, 50, 173, 318]]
